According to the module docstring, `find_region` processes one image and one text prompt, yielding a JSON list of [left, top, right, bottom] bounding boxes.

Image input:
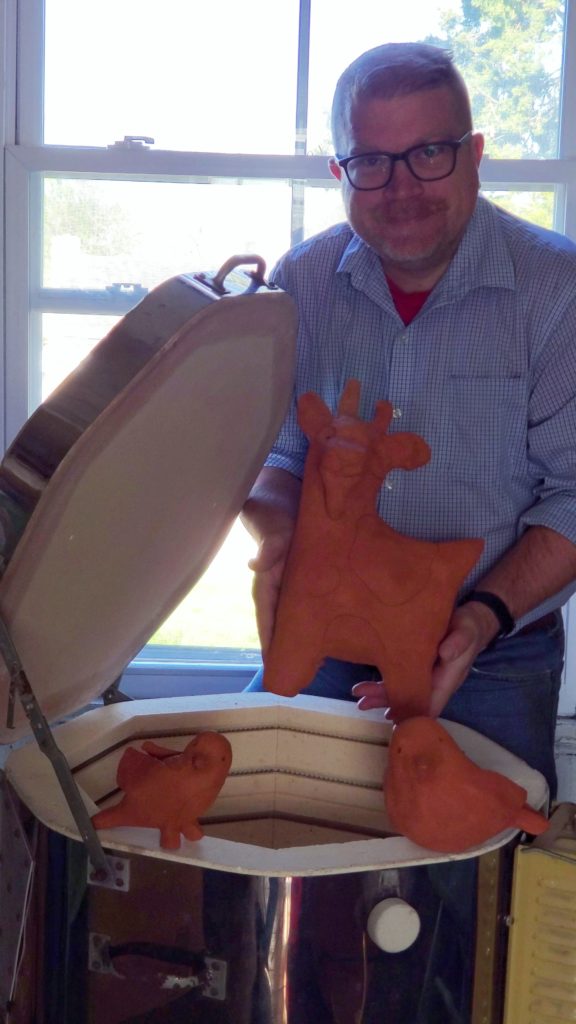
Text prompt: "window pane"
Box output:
[[482, 190, 555, 229], [303, 185, 343, 239], [307, 0, 565, 159], [42, 313, 120, 400], [44, 0, 299, 152], [307, 0, 459, 154], [42, 177, 292, 290]]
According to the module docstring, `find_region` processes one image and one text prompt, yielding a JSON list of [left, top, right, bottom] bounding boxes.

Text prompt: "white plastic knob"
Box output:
[[366, 897, 421, 953]]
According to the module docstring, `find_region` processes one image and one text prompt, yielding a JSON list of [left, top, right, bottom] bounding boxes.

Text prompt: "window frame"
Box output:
[[2, 0, 576, 711]]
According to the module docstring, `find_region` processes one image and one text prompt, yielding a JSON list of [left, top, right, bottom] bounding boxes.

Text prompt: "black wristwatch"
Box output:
[[458, 590, 515, 638]]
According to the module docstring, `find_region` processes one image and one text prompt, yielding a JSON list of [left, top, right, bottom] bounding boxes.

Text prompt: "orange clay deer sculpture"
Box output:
[[263, 380, 484, 721]]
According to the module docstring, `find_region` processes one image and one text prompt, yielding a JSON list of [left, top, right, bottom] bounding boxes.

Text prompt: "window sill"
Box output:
[[120, 644, 261, 698]]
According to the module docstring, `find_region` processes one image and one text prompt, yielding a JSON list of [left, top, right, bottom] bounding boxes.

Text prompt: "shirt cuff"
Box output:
[[520, 498, 576, 546], [264, 451, 306, 480]]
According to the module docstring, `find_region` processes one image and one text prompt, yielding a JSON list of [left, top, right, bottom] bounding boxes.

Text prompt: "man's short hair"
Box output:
[[331, 42, 473, 155]]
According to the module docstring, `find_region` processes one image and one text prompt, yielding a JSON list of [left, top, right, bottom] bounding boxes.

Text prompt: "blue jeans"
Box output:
[[246, 612, 564, 797]]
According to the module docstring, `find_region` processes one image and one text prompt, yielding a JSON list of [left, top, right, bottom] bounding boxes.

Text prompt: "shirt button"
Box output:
[[392, 407, 402, 419], [385, 480, 394, 491]]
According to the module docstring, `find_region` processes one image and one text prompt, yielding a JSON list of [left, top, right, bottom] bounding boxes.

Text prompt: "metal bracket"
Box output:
[[0, 615, 111, 880], [89, 933, 120, 976], [87, 854, 130, 891], [203, 958, 227, 1001], [101, 673, 133, 705]]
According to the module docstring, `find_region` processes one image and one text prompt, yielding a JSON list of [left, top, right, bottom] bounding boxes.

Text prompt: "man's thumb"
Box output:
[[437, 629, 469, 663], [248, 535, 289, 574]]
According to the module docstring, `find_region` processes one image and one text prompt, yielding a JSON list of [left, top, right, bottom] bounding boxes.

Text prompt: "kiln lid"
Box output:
[[0, 288, 296, 741]]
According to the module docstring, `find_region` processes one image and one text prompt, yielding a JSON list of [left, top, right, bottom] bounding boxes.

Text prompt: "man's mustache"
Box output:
[[376, 199, 448, 222]]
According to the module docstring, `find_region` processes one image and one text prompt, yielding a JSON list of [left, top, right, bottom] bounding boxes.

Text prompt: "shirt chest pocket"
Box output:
[[433, 377, 527, 485]]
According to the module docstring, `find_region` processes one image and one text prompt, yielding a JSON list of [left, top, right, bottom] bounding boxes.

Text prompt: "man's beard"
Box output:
[[363, 198, 459, 269]]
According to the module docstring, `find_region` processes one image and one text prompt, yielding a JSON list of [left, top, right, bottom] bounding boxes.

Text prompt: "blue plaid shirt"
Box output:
[[266, 196, 576, 627]]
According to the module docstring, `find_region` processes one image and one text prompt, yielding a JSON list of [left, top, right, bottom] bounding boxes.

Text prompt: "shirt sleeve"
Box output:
[[264, 254, 308, 479], [520, 299, 576, 545]]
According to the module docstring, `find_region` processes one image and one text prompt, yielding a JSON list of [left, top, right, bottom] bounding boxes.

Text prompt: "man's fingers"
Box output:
[[429, 661, 465, 717], [430, 614, 485, 715], [352, 679, 389, 711], [437, 630, 472, 663], [251, 572, 279, 654], [247, 533, 293, 652], [248, 534, 287, 574]]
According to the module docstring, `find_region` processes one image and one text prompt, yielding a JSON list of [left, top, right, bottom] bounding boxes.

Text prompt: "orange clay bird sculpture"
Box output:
[[384, 717, 549, 853], [92, 731, 232, 850]]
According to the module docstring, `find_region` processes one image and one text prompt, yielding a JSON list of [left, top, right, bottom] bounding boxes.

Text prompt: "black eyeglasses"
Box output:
[[336, 131, 473, 191]]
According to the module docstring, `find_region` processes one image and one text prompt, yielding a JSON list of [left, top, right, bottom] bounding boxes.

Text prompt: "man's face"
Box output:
[[329, 87, 484, 288]]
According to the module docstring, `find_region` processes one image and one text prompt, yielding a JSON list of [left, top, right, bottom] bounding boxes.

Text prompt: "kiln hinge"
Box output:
[[0, 614, 112, 882]]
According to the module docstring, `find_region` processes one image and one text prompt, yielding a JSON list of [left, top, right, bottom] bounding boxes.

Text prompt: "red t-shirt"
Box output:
[[386, 275, 431, 325]]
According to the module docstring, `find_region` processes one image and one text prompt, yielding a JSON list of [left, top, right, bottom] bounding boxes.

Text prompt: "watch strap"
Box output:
[[458, 590, 515, 637]]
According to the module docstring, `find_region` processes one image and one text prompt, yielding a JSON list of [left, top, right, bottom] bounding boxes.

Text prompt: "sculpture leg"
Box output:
[[181, 820, 204, 843], [382, 647, 436, 722], [159, 824, 184, 849], [262, 648, 325, 698], [91, 797, 132, 831]]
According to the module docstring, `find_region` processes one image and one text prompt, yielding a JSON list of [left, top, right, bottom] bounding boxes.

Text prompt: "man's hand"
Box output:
[[248, 531, 293, 654], [241, 467, 302, 654], [352, 601, 500, 718], [428, 602, 497, 715]]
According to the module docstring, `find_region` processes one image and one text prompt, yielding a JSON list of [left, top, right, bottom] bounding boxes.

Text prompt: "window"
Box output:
[[2, 0, 576, 708]]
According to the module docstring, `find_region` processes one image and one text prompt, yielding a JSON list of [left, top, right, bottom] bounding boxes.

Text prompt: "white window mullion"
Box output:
[[559, 0, 576, 237], [6, 143, 334, 182], [1, 0, 18, 145], [563, 179, 576, 241], [559, 0, 576, 160], [15, 0, 44, 145], [1, 0, 19, 455], [295, 0, 311, 156], [4, 148, 33, 443]]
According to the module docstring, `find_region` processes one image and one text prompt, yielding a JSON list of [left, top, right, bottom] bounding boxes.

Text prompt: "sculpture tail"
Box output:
[[516, 804, 549, 836]]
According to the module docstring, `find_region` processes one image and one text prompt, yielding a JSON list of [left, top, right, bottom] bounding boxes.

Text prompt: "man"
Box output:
[[242, 42, 576, 799]]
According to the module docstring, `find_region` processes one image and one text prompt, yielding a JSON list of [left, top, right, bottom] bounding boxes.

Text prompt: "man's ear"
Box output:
[[472, 132, 485, 167], [328, 157, 342, 182]]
